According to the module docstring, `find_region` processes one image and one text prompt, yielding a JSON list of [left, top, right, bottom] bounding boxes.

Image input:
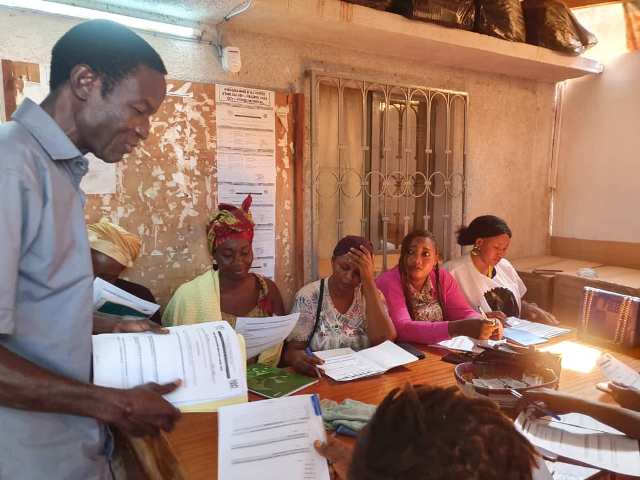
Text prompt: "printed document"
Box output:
[[515, 411, 640, 475], [235, 313, 300, 359], [218, 394, 330, 480], [92, 321, 247, 410], [314, 340, 418, 382], [93, 277, 159, 318], [506, 317, 571, 339]]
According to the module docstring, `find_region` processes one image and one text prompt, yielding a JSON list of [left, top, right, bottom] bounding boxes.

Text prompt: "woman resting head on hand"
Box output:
[[284, 236, 396, 377]]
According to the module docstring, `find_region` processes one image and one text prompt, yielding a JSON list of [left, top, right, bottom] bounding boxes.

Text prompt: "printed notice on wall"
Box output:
[[215, 84, 276, 278]]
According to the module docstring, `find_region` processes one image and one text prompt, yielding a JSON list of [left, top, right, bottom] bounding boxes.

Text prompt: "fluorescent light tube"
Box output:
[[0, 0, 199, 39]]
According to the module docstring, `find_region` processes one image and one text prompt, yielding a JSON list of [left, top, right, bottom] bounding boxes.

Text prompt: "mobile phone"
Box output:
[[596, 382, 612, 394], [396, 342, 426, 359]]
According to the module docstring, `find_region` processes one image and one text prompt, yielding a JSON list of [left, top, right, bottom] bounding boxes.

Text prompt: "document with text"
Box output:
[[218, 394, 330, 480], [92, 321, 247, 411], [234, 313, 299, 359]]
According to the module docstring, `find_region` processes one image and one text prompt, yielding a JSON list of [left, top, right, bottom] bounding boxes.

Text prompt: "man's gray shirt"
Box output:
[[0, 99, 108, 479]]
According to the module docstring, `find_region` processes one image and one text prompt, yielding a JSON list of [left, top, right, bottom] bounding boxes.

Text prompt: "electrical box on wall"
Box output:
[[221, 46, 242, 73]]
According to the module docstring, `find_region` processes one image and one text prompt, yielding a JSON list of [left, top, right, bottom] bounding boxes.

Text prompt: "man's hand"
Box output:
[[103, 381, 182, 437], [314, 436, 354, 480], [521, 388, 581, 415], [113, 318, 168, 334]]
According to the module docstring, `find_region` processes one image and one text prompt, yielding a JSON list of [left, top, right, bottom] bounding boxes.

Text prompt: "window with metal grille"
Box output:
[[310, 71, 469, 277]]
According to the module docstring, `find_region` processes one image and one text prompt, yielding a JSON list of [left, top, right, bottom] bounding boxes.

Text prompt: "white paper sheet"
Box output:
[[216, 84, 277, 279], [218, 394, 330, 480], [80, 153, 117, 194], [597, 352, 640, 389], [92, 322, 246, 407], [93, 277, 159, 317], [314, 341, 417, 382], [506, 317, 571, 339], [235, 313, 299, 359], [435, 336, 506, 353], [547, 461, 600, 480], [515, 411, 640, 475]]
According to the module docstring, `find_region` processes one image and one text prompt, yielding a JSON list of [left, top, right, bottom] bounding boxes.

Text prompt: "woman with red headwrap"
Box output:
[[162, 195, 285, 366]]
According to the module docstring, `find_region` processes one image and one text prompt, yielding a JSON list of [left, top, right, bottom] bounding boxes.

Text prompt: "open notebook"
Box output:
[[92, 321, 248, 412], [313, 340, 418, 382]]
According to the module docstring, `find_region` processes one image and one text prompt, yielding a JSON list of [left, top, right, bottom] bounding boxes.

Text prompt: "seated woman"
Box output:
[[315, 384, 549, 480], [375, 230, 502, 345], [88, 221, 161, 324], [284, 236, 396, 376], [162, 195, 285, 367], [445, 215, 557, 324]]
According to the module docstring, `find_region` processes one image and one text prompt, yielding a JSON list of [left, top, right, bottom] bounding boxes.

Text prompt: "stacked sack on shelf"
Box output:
[[343, 0, 597, 55]]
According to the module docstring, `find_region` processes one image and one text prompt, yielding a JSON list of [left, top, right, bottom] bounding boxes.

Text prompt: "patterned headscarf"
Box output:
[[206, 195, 255, 255], [88, 221, 141, 268]]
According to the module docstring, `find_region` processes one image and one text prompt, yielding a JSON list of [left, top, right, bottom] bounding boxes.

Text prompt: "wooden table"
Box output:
[[142, 337, 640, 479]]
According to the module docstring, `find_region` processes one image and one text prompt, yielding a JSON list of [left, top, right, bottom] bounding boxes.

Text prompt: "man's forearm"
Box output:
[[0, 344, 119, 422], [576, 398, 640, 440]]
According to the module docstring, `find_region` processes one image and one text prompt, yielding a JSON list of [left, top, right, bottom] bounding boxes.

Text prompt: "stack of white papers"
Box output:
[[92, 321, 247, 411], [596, 353, 640, 390], [234, 313, 299, 359], [506, 318, 571, 339], [314, 340, 418, 382], [544, 461, 600, 480], [218, 394, 330, 480], [515, 411, 640, 475], [93, 277, 159, 318]]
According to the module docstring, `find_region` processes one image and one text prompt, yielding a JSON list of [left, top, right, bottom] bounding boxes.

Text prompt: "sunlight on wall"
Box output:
[[540, 340, 602, 373], [573, 3, 629, 64]]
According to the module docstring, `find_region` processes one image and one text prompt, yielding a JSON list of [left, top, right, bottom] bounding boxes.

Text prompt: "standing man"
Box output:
[[0, 20, 180, 479]]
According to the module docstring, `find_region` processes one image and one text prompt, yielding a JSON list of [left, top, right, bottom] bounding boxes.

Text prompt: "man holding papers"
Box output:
[[0, 21, 179, 479]]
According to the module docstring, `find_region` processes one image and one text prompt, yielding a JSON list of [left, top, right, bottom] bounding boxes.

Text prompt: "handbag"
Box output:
[[579, 287, 640, 348]]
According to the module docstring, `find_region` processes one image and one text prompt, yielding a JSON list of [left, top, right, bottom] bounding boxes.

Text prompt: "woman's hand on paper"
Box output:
[[450, 318, 503, 340], [112, 318, 169, 334], [485, 310, 507, 321], [104, 381, 182, 437], [286, 347, 324, 378], [314, 436, 353, 480]]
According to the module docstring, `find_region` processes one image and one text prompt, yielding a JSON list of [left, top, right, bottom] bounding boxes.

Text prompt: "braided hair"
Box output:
[[349, 384, 538, 480], [398, 230, 443, 320]]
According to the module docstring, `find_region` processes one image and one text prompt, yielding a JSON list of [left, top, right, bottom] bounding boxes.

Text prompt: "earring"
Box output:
[[471, 244, 480, 256]]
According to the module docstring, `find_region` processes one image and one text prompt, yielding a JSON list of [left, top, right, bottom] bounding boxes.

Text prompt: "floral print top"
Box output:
[[407, 277, 444, 322], [288, 279, 388, 352]]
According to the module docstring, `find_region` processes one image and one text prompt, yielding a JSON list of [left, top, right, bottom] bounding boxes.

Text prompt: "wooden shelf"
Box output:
[[227, 0, 603, 83]]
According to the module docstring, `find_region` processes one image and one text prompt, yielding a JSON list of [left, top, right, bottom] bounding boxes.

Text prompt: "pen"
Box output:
[[305, 346, 322, 379], [477, 305, 496, 327], [509, 389, 561, 420]]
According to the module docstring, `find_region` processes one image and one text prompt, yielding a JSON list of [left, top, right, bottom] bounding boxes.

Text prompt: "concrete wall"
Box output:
[[0, 6, 556, 285], [553, 52, 640, 244]]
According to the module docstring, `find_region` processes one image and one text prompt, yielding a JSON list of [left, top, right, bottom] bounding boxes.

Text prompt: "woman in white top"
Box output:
[[445, 215, 557, 324]]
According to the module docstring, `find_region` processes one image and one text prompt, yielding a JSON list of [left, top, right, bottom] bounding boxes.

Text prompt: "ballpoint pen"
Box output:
[[509, 389, 561, 420], [305, 346, 322, 379]]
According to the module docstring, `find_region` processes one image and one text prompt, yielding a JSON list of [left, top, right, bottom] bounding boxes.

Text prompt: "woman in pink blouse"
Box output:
[[376, 230, 503, 345]]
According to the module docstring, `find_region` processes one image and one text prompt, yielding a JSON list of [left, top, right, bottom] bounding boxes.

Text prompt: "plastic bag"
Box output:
[[343, 0, 393, 11], [522, 0, 598, 55], [475, 0, 525, 42], [390, 0, 476, 30]]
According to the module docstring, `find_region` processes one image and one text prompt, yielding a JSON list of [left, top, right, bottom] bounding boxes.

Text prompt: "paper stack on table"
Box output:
[[314, 340, 418, 382], [218, 394, 330, 480], [92, 321, 247, 412]]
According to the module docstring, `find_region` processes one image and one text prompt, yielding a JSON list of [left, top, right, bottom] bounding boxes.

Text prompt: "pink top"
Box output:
[[375, 266, 478, 345]]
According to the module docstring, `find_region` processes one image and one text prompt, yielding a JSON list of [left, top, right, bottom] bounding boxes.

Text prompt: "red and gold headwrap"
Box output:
[[206, 195, 255, 255]]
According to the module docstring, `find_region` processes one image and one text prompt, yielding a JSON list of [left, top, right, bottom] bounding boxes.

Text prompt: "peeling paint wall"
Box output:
[[0, 6, 555, 293]]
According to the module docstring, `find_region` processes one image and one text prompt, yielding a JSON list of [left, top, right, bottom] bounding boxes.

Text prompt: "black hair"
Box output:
[[398, 230, 443, 320], [349, 385, 537, 480], [456, 215, 512, 246], [50, 20, 167, 96]]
